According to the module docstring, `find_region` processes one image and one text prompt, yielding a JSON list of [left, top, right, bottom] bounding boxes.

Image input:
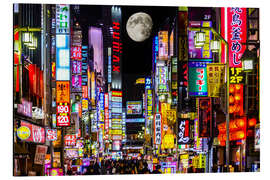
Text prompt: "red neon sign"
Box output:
[[56, 103, 70, 126], [221, 7, 247, 67], [71, 46, 82, 60]]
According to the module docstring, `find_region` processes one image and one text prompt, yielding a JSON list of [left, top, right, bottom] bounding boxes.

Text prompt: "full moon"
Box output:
[[126, 12, 153, 42]]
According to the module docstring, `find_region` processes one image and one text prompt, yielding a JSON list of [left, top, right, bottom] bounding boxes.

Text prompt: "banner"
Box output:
[[34, 145, 48, 165], [158, 31, 169, 60], [178, 118, 190, 144], [198, 98, 212, 137], [207, 63, 226, 97]]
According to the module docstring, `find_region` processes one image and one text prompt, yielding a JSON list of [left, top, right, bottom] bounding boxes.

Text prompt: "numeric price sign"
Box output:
[[56, 103, 70, 126], [229, 67, 244, 84]]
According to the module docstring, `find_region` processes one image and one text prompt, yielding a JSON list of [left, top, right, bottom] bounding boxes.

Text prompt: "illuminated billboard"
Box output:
[[188, 61, 211, 96], [111, 6, 122, 90], [157, 66, 169, 92], [56, 34, 70, 81], [126, 101, 142, 115], [56, 4, 70, 34], [18, 121, 45, 144], [188, 21, 213, 59], [158, 31, 168, 60], [221, 7, 247, 67]]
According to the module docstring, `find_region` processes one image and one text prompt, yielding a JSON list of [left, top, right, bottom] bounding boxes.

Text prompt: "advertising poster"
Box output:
[[188, 61, 211, 96], [207, 63, 226, 97], [198, 98, 212, 137], [126, 101, 142, 115], [34, 145, 48, 165]]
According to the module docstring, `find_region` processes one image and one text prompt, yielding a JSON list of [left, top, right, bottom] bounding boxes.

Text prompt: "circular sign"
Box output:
[[17, 126, 31, 140]]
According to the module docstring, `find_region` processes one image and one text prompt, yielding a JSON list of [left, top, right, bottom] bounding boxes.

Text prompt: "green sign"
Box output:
[[188, 61, 211, 96]]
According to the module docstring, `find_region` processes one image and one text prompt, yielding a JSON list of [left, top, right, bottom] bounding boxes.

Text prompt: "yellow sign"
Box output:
[[82, 99, 88, 110], [56, 81, 70, 103], [162, 134, 174, 149], [153, 158, 158, 164], [17, 126, 31, 140], [207, 63, 225, 97], [180, 154, 189, 160], [135, 78, 145, 84], [166, 110, 176, 125], [199, 154, 206, 169]]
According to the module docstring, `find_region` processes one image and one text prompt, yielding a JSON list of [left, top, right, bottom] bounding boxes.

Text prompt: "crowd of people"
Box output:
[[66, 159, 162, 175]]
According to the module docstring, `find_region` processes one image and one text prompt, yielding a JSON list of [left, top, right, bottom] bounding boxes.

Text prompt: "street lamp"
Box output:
[[22, 32, 33, 45], [241, 49, 256, 72], [195, 31, 206, 48], [210, 40, 220, 53]]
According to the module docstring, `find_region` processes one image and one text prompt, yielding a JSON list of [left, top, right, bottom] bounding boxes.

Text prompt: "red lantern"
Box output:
[[229, 86, 235, 93], [229, 96, 235, 104], [234, 94, 241, 102], [248, 118, 256, 127]]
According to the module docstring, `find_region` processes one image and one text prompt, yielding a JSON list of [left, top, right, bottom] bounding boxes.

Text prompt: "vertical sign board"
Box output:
[[56, 5, 70, 81], [154, 113, 162, 145], [178, 118, 190, 144], [56, 4, 69, 34], [56, 81, 70, 126], [157, 66, 169, 93], [145, 77, 152, 134], [158, 31, 168, 60], [81, 45, 88, 86], [221, 8, 247, 67], [111, 6, 123, 144], [111, 6, 122, 90], [207, 63, 226, 97], [198, 98, 212, 137], [188, 61, 211, 96]]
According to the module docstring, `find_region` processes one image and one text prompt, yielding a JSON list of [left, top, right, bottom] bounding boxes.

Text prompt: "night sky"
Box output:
[[79, 5, 177, 101], [121, 5, 177, 75]]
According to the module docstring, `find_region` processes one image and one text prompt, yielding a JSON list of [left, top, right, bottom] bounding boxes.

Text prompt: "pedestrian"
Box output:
[[142, 162, 150, 174]]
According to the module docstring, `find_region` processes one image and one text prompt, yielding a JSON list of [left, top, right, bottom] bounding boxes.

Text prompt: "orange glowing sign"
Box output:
[[56, 81, 70, 103]]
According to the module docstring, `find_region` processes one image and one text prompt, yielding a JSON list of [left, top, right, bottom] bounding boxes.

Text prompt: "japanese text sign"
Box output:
[[207, 63, 226, 97], [188, 61, 211, 96], [229, 67, 244, 83], [56, 81, 70, 103], [46, 129, 57, 141], [227, 8, 247, 67], [64, 135, 77, 146], [155, 114, 162, 145], [178, 118, 190, 144], [56, 4, 70, 34]]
